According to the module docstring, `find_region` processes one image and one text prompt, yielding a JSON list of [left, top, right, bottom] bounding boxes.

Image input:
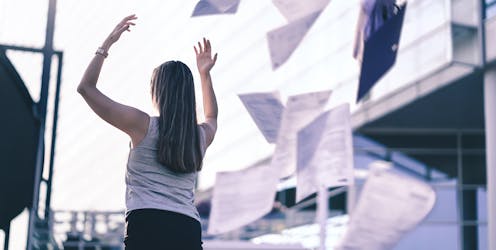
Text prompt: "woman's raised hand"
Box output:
[[194, 38, 218, 75], [194, 38, 218, 144], [102, 14, 137, 49]]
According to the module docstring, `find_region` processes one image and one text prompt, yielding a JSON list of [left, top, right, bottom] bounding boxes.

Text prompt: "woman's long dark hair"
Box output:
[[150, 61, 203, 173]]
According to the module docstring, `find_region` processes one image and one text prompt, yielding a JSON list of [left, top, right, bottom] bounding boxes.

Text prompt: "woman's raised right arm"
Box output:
[[194, 38, 218, 146]]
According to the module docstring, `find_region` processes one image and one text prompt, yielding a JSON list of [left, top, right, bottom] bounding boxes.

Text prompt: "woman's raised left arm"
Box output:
[[77, 14, 149, 145]]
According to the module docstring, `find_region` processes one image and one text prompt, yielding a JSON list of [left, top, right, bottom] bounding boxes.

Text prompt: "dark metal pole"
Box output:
[[456, 133, 465, 249], [27, 0, 57, 248], [38, 0, 56, 117], [3, 225, 10, 250], [44, 52, 63, 220]]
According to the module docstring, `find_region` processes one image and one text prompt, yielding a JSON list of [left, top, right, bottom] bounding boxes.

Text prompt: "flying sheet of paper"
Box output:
[[270, 90, 332, 178], [207, 164, 279, 235], [296, 103, 354, 202], [208, 0, 239, 12], [267, 0, 330, 69], [239, 92, 285, 143], [267, 11, 322, 70], [352, 2, 368, 60], [335, 161, 436, 250], [191, 0, 240, 17], [272, 0, 330, 22]]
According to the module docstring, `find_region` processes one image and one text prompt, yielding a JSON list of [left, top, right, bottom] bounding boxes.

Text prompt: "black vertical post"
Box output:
[[458, 133, 479, 250], [462, 188, 478, 250], [38, 0, 56, 118], [3, 225, 10, 250], [44, 52, 63, 220], [457, 133, 465, 249], [26, 0, 57, 248]]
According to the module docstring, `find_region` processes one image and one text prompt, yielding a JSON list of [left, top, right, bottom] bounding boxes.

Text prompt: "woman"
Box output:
[[77, 14, 218, 249]]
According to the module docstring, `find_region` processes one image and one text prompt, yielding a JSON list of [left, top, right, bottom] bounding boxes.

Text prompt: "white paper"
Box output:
[[267, 11, 322, 70], [352, 3, 368, 60], [296, 103, 354, 202], [192, 0, 239, 17], [336, 161, 436, 250], [207, 164, 279, 235], [267, 0, 330, 69], [272, 0, 330, 22], [208, 0, 239, 12], [270, 90, 332, 178], [238, 92, 285, 143]]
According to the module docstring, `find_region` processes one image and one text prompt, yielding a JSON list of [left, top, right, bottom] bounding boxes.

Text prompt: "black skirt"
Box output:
[[124, 209, 203, 250]]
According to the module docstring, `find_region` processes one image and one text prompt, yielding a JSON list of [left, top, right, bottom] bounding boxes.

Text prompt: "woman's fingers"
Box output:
[[115, 17, 136, 33], [203, 38, 208, 52], [117, 21, 135, 33], [119, 22, 135, 29], [123, 14, 137, 22], [124, 14, 136, 19], [125, 22, 135, 31], [195, 38, 215, 58], [213, 53, 218, 64], [119, 15, 135, 25], [118, 15, 137, 29], [204, 38, 212, 52], [105, 15, 136, 45], [199, 38, 211, 53]]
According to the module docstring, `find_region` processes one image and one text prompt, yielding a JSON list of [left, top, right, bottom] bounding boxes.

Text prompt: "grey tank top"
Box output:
[[125, 116, 207, 222]]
